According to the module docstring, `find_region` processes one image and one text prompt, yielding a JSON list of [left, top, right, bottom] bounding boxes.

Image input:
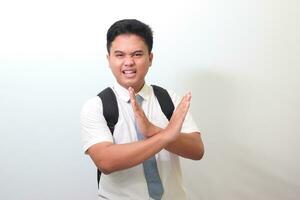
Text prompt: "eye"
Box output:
[[115, 54, 124, 58], [133, 53, 143, 57]]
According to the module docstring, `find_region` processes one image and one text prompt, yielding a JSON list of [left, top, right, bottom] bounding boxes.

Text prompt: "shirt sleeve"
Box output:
[[168, 90, 200, 134], [80, 97, 114, 154]]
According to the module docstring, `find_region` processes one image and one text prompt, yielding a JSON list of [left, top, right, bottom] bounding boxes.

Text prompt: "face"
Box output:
[[107, 34, 153, 92]]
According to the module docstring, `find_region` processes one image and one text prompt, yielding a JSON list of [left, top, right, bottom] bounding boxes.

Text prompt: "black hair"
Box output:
[[106, 19, 153, 54]]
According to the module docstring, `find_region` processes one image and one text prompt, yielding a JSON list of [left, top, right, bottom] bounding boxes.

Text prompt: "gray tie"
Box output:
[[134, 95, 164, 200]]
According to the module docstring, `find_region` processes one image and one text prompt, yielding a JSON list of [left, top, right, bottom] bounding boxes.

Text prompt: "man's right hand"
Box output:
[[128, 87, 161, 137]]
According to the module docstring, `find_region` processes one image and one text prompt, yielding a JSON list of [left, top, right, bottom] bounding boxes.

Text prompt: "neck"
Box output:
[[133, 83, 145, 93], [117, 81, 145, 94]]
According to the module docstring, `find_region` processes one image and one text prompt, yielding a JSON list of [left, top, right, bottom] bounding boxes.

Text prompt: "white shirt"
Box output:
[[80, 82, 200, 200]]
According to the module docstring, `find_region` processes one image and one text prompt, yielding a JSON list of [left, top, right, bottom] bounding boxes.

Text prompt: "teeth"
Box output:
[[123, 70, 135, 74]]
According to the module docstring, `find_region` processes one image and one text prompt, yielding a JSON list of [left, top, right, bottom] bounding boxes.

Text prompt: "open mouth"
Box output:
[[122, 69, 136, 78]]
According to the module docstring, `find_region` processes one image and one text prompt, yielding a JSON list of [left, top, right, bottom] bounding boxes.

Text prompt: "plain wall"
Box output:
[[0, 0, 299, 199]]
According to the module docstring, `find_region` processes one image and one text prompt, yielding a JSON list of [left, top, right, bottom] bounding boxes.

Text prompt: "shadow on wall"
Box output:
[[176, 67, 299, 200], [176, 66, 239, 199], [178, 67, 239, 138]]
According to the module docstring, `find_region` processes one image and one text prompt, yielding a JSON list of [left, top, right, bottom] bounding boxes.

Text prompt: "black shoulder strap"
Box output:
[[97, 87, 119, 186], [98, 87, 119, 133], [151, 85, 174, 121]]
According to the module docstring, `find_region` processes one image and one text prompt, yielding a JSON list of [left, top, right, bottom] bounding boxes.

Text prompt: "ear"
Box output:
[[149, 52, 153, 67], [106, 54, 111, 68]]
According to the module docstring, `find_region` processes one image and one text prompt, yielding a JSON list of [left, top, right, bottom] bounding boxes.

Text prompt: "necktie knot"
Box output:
[[135, 94, 143, 106]]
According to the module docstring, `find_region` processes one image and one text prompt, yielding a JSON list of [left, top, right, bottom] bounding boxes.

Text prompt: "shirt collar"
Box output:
[[112, 81, 151, 103]]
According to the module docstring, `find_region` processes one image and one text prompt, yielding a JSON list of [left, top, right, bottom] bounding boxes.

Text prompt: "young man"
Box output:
[[80, 19, 204, 200]]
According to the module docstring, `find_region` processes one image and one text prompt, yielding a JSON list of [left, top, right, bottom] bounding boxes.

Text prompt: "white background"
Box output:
[[0, 0, 299, 199]]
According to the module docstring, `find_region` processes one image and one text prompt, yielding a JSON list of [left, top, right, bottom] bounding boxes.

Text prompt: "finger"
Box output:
[[176, 92, 191, 113], [128, 87, 140, 112], [128, 87, 138, 106], [128, 87, 135, 103], [179, 92, 191, 106], [186, 92, 192, 101], [184, 92, 192, 107]]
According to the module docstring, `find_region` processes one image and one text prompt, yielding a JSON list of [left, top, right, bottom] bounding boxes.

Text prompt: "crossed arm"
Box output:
[[87, 87, 204, 174]]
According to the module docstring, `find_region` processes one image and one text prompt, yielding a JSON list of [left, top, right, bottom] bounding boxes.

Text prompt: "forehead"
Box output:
[[110, 34, 148, 52]]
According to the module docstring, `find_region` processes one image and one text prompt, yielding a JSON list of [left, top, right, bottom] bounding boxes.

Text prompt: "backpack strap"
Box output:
[[97, 87, 119, 186], [151, 85, 174, 120], [98, 87, 119, 132]]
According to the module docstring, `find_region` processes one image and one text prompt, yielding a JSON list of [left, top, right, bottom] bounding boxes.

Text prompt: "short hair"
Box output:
[[106, 19, 153, 54]]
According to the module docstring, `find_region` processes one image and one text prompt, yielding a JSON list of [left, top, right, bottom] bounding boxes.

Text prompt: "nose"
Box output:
[[124, 55, 134, 66]]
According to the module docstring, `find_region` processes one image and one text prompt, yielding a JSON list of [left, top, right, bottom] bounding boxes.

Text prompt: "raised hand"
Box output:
[[164, 92, 192, 143], [128, 87, 160, 137]]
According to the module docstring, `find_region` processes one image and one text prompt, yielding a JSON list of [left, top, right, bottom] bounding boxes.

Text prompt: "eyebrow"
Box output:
[[113, 50, 124, 54]]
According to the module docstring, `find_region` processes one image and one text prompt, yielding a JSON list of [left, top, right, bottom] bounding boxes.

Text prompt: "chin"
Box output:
[[119, 79, 144, 90], [122, 80, 136, 87], [117, 81, 134, 89]]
